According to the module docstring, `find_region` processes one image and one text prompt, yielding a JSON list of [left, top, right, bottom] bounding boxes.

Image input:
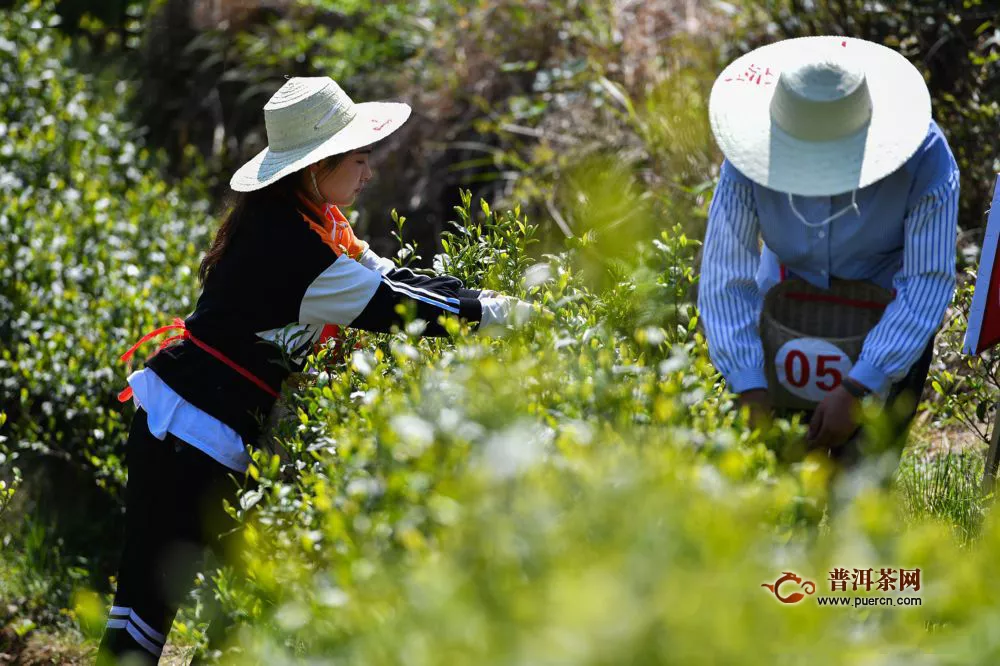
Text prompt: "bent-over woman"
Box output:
[[96, 76, 529, 664]]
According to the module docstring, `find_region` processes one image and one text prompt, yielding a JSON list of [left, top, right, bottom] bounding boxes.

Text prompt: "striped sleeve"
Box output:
[[848, 170, 959, 393], [358, 248, 482, 299], [299, 255, 482, 336], [697, 161, 767, 393]]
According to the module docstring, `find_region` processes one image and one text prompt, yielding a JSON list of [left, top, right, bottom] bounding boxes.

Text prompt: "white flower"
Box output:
[[523, 262, 552, 289], [351, 350, 375, 376], [319, 587, 349, 608], [659, 348, 689, 376], [640, 326, 667, 346], [274, 602, 309, 631], [391, 414, 435, 458], [562, 420, 593, 446], [391, 341, 419, 360], [346, 477, 381, 498], [479, 421, 551, 479]]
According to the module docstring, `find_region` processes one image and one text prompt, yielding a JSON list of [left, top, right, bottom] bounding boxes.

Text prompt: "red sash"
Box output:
[[118, 319, 348, 403], [117, 318, 279, 403]]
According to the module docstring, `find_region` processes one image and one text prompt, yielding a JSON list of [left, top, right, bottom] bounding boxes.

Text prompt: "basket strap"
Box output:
[[782, 292, 888, 310]]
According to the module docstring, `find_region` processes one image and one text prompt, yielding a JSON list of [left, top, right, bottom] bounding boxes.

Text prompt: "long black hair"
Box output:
[[199, 154, 346, 283], [198, 177, 296, 283]]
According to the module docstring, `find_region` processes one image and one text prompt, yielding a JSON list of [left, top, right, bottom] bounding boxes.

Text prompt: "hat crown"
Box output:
[[770, 56, 872, 142], [263, 77, 358, 152]]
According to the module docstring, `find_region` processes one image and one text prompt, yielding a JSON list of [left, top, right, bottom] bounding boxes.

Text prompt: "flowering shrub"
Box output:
[[0, 2, 213, 498], [197, 192, 997, 664], [0, 1, 215, 627], [2, 2, 998, 664]]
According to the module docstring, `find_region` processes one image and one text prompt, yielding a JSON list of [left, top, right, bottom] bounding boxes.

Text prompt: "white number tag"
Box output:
[[774, 338, 853, 403]]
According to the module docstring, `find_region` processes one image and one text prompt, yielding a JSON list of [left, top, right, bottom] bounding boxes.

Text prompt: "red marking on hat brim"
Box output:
[[372, 119, 392, 132]]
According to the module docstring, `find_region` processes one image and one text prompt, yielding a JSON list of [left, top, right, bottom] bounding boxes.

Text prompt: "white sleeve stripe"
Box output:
[[381, 274, 460, 305], [300, 257, 384, 326], [382, 276, 461, 314]]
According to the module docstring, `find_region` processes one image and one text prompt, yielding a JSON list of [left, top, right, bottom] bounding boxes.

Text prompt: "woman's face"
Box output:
[[310, 149, 373, 206]]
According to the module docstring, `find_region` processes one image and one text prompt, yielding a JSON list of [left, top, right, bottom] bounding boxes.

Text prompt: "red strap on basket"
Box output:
[[777, 264, 891, 310], [781, 292, 887, 310], [117, 317, 279, 403]]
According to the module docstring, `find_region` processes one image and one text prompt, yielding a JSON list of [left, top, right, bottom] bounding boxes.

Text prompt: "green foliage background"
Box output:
[[1, 0, 998, 662]]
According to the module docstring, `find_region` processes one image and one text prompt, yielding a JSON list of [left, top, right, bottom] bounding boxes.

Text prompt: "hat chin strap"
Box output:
[[787, 189, 860, 228]]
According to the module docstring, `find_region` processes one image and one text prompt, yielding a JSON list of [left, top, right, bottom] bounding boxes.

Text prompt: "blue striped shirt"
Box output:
[[698, 121, 959, 395]]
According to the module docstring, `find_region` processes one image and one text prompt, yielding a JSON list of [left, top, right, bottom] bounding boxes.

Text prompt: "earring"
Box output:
[[310, 169, 323, 201]]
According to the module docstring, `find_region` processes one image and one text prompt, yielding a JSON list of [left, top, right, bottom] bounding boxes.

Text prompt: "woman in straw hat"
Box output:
[[96, 76, 533, 663], [698, 36, 960, 463]]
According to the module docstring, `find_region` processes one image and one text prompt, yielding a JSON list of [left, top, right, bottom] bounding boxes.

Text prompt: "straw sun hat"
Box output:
[[230, 76, 411, 192], [708, 36, 931, 197]]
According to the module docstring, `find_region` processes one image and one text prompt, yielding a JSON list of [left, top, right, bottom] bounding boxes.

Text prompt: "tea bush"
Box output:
[[0, 412, 17, 518], [183, 192, 996, 664], [3, 1, 1000, 663], [225, 440, 1000, 664], [0, 0, 216, 610], [200, 191, 796, 661]]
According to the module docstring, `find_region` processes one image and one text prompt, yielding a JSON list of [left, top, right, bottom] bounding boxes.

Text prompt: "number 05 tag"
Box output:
[[774, 338, 853, 403]]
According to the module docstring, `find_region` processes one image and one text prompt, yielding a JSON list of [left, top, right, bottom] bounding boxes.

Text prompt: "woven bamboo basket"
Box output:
[[760, 279, 893, 410]]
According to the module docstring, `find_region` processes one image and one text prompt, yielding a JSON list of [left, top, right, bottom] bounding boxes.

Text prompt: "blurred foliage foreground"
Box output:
[[2, 1, 1000, 664]]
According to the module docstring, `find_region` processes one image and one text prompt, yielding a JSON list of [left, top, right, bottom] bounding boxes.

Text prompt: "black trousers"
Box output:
[[95, 410, 247, 665], [780, 339, 935, 468]]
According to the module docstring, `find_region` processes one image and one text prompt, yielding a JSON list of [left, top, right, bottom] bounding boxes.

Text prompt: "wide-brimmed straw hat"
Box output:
[[708, 36, 931, 197], [230, 76, 411, 192]]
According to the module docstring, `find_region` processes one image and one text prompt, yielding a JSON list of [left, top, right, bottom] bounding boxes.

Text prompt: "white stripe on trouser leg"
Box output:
[[106, 607, 167, 644], [105, 608, 166, 657], [105, 620, 163, 656], [125, 623, 164, 656], [126, 610, 167, 644]]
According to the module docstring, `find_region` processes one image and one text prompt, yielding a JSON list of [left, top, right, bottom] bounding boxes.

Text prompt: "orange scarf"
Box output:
[[295, 191, 368, 260]]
